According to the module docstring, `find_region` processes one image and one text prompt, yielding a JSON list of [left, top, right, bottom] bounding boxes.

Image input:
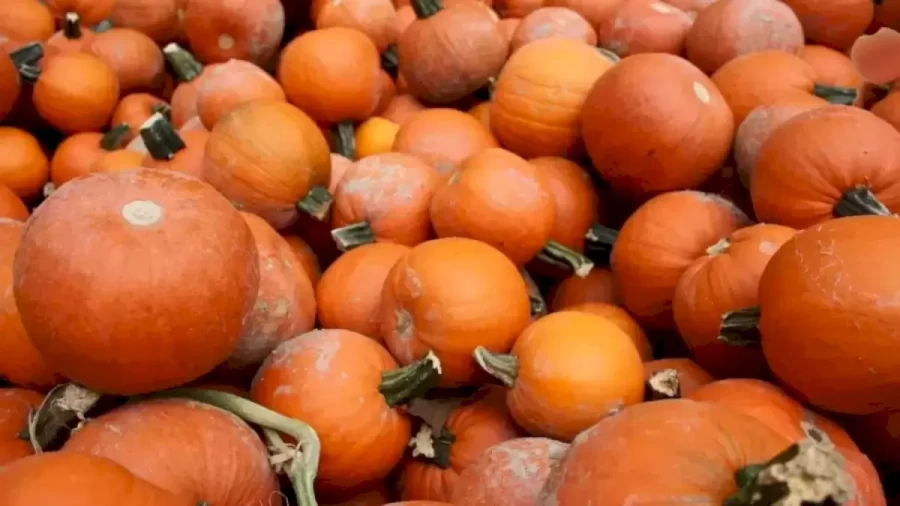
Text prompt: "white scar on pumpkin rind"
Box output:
[[122, 200, 163, 226]]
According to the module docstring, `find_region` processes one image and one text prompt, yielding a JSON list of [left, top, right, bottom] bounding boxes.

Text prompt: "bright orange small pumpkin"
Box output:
[[0, 388, 43, 466], [90, 149, 146, 174], [13, 169, 260, 395], [780, 0, 873, 50], [313, 0, 399, 52], [46, 0, 114, 24], [800, 44, 864, 90], [547, 269, 617, 311], [528, 157, 599, 254], [0, 0, 56, 43], [0, 187, 28, 221], [509, 7, 596, 52], [354, 117, 401, 158], [110, 0, 183, 43], [89, 28, 165, 93], [182, 0, 285, 65], [111, 93, 170, 144], [46, 13, 96, 54], [195, 58, 286, 129], [32, 52, 120, 134], [597, 0, 692, 57], [393, 108, 498, 175], [48, 126, 130, 188], [164, 44, 207, 128], [567, 302, 652, 361], [0, 127, 49, 199]]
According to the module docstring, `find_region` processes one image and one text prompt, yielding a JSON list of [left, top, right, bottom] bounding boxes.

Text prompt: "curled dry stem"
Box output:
[[331, 221, 376, 252], [538, 240, 594, 278], [719, 306, 762, 347], [473, 346, 518, 388], [379, 350, 443, 407], [645, 368, 681, 401], [20, 382, 103, 453]]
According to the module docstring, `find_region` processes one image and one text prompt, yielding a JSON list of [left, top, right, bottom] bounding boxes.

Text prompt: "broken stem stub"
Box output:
[[297, 186, 334, 221], [20, 382, 104, 453], [331, 221, 376, 252], [379, 351, 443, 407], [833, 186, 892, 218], [584, 223, 619, 266], [718, 306, 762, 348], [140, 112, 186, 161], [645, 369, 681, 401], [537, 240, 594, 278]]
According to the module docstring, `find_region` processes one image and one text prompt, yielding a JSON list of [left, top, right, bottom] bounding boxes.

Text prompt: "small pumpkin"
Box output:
[[47, 126, 130, 188], [381, 94, 427, 125], [0, 187, 28, 221], [567, 302, 652, 361], [46, 13, 96, 54], [800, 44, 864, 90], [31, 52, 120, 133], [547, 269, 617, 311], [543, 0, 623, 28], [89, 28, 165, 93], [0, 0, 56, 42], [596, 0, 693, 58], [475, 311, 645, 440], [111, 93, 170, 144], [110, 0, 183, 43], [182, 0, 285, 65], [140, 114, 209, 179], [313, 0, 399, 53], [0, 126, 49, 199], [0, 388, 43, 466], [392, 108, 498, 174], [781, 0, 873, 50], [195, 58, 285, 129], [509, 7, 596, 52], [529, 157, 600, 255], [45, 0, 114, 25], [354, 117, 401, 158]]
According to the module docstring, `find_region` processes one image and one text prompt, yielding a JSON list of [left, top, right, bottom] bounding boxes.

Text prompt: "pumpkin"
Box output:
[[0, 220, 62, 390], [0, 388, 42, 466], [385, 503, 453, 506], [537, 399, 854, 505], [543, 0, 623, 28], [529, 157, 600, 255], [111, 93, 170, 144], [685, 0, 804, 74], [46, 13, 96, 54], [800, 44, 864, 90], [597, 0, 693, 58], [31, 52, 120, 133], [323, 486, 394, 506], [164, 44, 206, 128], [110, 0, 182, 43], [399, 387, 519, 501], [0, 452, 196, 506], [182, 0, 285, 65], [354, 117, 401, 158], [664, 0, 714, 16], [711, 51, 854, 126], [567, 302, 652, 361], [581, 53, 734, 197], [721, 215, 900, 414], [781, 0, 873, 50], [0, 51, 20, 122], [381, 94, 426, 125], [327, 153, 354, 193], [0, 0, 56, 42], [643, 358, 714, 399], [850, 27, 900, 86], [491, 37, 615, 159], [313, 0, 399, 53], [195, 59, 285, 129], [202, 100, 332, 229], [398, 0, 508, 104], [13, 169, 260, 395], [871, 90, 900, 132], [45, 0, 114, 25], [494, 0, 544, 18], [509, 7, 596, 52], [0, 187, 29, 221], [0, 127, 49, 199], [380, 237, 531, 387], [393, 108, 498, 174], [316, 242, 410, 340], [610, 191, 749, 330], [331, 152, 440, 250], [89, 28, 165, 93], [450, 437, 569, 506], [281, 234, 322, 287], [250, 329, 440, 497], [547, 269, 617, 311], [468, 101, 491, 130], [140, 116, 208, 179], [476, 311, 645, 440], [90, 148, 146, 174], [62, 398, 282, 506], [673, 224, 796, 379], [751, 106, 900, 228]]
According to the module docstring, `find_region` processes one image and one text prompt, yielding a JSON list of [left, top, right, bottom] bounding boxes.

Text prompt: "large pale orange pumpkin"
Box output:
[[182, 0, 285, 65], [596, 0, 693, 58]]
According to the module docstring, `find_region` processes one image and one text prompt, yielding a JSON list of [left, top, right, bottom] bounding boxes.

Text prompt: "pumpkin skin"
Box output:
[[111, 93, 170, 144], [871, 90, 900, 132], [781, 0, 872, 50], [543, 0, 623, 28], [581, 53, 734, 197], [0, 127, 49, 199], [491, 38, 615, 159], [91, 149, 146, 174], [547, 269, 617, 311], [450, 437, 569, 506], [316, 243, 411, 341], [46, 15, 96, 54], [673, 224, 796, 379], [46, 0, 114, 24], [182, 0, 285, 65], [398, 1, 509, 105], [399, 387, 520, 502], [537, 400, 792, 504], [111, 0, 182, 43], [281, 234, 322, 287], [13, 169, 260, 395], [0, 388, 43, 466], [685, 0, 804, 74], [195, 59, 285, 129], [63, 398, 282, 506], [529, 157, 599, 253], [313, 0, 399, 52], [354, 117, 401, 158], [322, 485, 393, 506], [509, 7, 596, 52], [498, 18, 521, 42], [611, 191, 749, 330], [664, 0, 714, 15], [393, 108, 498, 175], [33, 52, 120, 134], [597, 0, 693, 58], [0, 0, 56, 42], [495, 0, 544, 18], [142, 129, 209, 179], [381, 94, 427, 125], [89, 28, 166, 93], [643, 358, 714, 395], [754, 216, 900, 414], [380, 237, 531, 387], [250, 329, 413, 496], [567, 302, 652, 361], [800, 44, 864, 90], [202, 100, 332, 229], [751, 106, 900, 228], [0, 187, 28, 221], [0, 51, 20, 122]]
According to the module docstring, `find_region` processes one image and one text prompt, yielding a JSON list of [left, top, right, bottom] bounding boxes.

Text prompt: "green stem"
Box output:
[[597, 47, 621, 62], [151, 102, 173, 122], [63, 12, 82, 39], [18, 64, 40, 84], [163, 43, 204, 82], [154, 388, 320, 506], [411, 0, 443, 18], [521, 269, 547, 318], [473, 346, 518, 388], [331, 221, 375, 252], [100, 123, 132, 151], [379, 351, 442, 407], [833, 185, 892, 218], [537, 240, 594, 278], [140, 113, 186, 161], [19, 383, 103, 453], [718, 306, 762, 347], [332, 121, 356, 160], [381, 45, 399, 76], [645, 369, 680, 401], [296, 186, 334, 221], [264, 430, 316, 506], [813, 84, 857, 106], [584, 223, 618, 266], [9, 42, 44, 68]]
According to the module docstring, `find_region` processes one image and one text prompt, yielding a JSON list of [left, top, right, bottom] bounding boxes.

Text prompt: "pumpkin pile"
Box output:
[[2, 0, 900, 504]]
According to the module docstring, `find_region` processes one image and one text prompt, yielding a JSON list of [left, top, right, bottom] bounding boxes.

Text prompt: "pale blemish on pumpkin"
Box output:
[[650, 2, 675, 13], [393, 308, 416, 363], [692, 81, 711, 104], [121, 200, 163, 226], [758, 240, 779, 255], [218, 33, 235, 50], [313, 336, 340, 372], [405, 266, 422, 298]]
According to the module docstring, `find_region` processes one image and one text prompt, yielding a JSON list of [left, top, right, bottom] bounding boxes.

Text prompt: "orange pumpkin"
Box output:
[[32, 52, 120, 133], [45, 0, 114, 24], [509, 7, 596, 51], [685, 0, 804, 74], [399, 387, 520, 502], [529, 157, 599, 254], [673, 224, 796, 379], [751, 106, 900, 228], [281, 234, 322, 287], [398, 0, 508, 104], [476, 311, 645, 440], [91, 149, 146, 174], [581, 53, 734, 196], [380, 237, 531, 387], [547, 269, 617, 310], [0, 187, 29, 221], [0, 127, 49, 199], [495, 0, 544, 18], [781, 0, 873, 50], [610, 191, 749, 330], [0, 0, 56, 42], [13, 169, 260, 395], [543, 0, 623, 28], [195, 58, 285, 129], [871, 90, 900, 132], [50, 128, 131, 188], [498, 18, 521, 43], [202, 100, 332, 229], [800, 44, 864, 90], [182, 0, 285, 65], [567, 302, 652, 361], [46, 13, 96, 54], [110, 0, 183, 43], [141, 118, 208, 179], [381, 94, 427, 125], [354, 117, 401, 158], [450, 437, 569, 506], [89, 28, 165, 93], [643, 358, 714, 398], [313, 0, 399, 52], [111, 93, 170, 144], [491, 37, 615, 158], [164, 43, 206, 128], [597, 0, 693, 58], [393, 108, 498, 175], [0, 388, 43, 466]]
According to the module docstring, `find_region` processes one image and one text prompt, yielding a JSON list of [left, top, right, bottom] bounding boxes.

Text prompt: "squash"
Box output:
[[313, 0, 399, 53], [610, 191, 749, 330], [398, 0, 508, 104], [90, 148, 146, 174], [491, 37, 615, 158], [202, 100, 333, 229], [581, 54, 734, 196], [567, 302, 652, 361], [685, 0, 804, 74], [380, 237, 531, 387], [354, 117, 401, 158], [89, 28, 165, 93], [393, 108, 498, 175], [450, 437, 569, 506], [250, 329, 440, 498], [781, 0, 873, 50], [547, 269, 617, 311], [381, 94, 426, 125], [46, 13, 95, 54], [164, 43, 207, 128], [45, 0, 114, 25], [509, 7, 596, 52], [543, 0, 623, 28], [872, 90, 900, 133], [195, 58, 285, 129], [673, 224, 796, 378], [475, 311, 644, 441], [529, 157, 600, 257], [751, 106, 900, 228], [0, 187, 29, 221], [0, 127, 49, 199], [331, 152, 440, 250], [0, 388, 43, 466], [110, 0, 182, 43], [596, 0, 693, 58], [0, 0, 56, 42], [139, 113, 208, 179], [13, 169, 260, 395], [850, 27, 900, 86], [31, 52, 120, 133], [111, 93, 170, 144], [182, 0, 285, 65], [800, 44, 864, 90]]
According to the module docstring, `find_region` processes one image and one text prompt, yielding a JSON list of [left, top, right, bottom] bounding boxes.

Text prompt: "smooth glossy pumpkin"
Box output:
[[393, 108, 498, 174], [13, 169, 260, 395], [509, 7, 596, 51], [781, 0, 872, 50], [313, 0, 399, 52], [547, 269, 617, 311], [46, 13, 96, 54], [182, 0, 285, 65], [32, 52, 120, 133], [0, 187, 28, 221], [355, 117, 401, 158], [597, 0, 693, 57], [567, 302, 652, 361], [0, 127, 49, 199], [195, 58, 285, 129], [89, 28, 165, 93], [529, 157, 599, 253], [0, 0, 56, 42]]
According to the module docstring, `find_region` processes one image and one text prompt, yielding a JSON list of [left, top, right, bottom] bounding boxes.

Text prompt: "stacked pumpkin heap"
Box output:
[[4, 0, 900, 504]]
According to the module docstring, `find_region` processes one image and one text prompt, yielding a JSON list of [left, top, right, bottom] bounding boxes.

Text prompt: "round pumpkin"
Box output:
[[509, 7, 596, 52], [529, 157, 600, 254], [567, 302, 652, 361], [0, 127, 49, 199], [110, 0, 183, 43], [32, 52, 120, 133], [643, 358, 714, 398], [800, 44, 864, 90], [46, 13, 96, 54], [281, 233, 322, 287], [0, 187, 28, 221], [13, 169, 260, 395], [111, 93, 170, 144], [781, 0, 872, 50], [182, 0, 285, 65], [89, 28, 165, 93], [392, 108, 498, 175], [313, 0, 399, 52], [0, 0, 56, 42], [0, 388, 43, 466], [195, 59, 285, 129], [872, 89, 900, 133], [45, 0, 114, 24], [141, 119, 209, 179], [596, 0, 693, 58], [381, 94, 427, 125], [547, 269, 617, 311], [354, 117, 401, 158]]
